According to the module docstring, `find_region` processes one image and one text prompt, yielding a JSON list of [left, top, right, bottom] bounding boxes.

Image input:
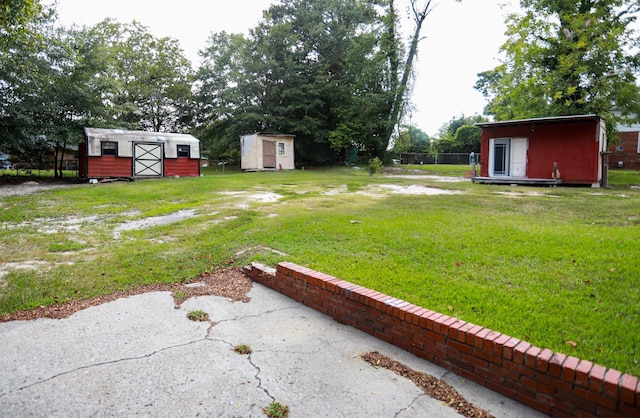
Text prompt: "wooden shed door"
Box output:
[[133, 143, 163, 176], [262, 140, 276, 169]]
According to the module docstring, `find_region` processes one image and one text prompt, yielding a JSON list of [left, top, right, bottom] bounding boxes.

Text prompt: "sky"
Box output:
[[51, 0, 518, 137]]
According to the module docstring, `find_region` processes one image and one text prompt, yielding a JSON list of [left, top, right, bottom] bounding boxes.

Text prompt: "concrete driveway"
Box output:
[[0, 283, 546, 417]]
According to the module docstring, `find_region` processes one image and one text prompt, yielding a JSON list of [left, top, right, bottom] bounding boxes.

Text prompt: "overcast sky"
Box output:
[[51, 0, 518, 136]]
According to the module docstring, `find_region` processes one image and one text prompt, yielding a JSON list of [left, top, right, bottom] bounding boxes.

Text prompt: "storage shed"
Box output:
[[473, 115, 608, 187], [241, 133, 295, 171], [79, 128, 200, 179]]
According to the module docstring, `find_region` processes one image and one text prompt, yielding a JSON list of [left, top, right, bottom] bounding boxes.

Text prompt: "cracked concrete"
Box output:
[[0, 284, 546, 417]]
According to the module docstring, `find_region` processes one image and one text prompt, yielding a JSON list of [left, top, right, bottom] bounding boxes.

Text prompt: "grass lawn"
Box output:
[[1, 165, 639, 377]]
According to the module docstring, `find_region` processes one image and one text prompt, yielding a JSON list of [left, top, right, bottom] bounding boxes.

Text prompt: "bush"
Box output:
[[368, 157, 383, 175]]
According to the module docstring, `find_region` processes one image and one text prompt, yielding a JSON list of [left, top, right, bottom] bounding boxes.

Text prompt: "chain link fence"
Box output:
[[398, 153, 481, 165]]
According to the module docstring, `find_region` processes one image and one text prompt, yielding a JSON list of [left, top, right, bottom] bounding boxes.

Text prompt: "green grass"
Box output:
[[0, 169, 79, 178], [1, 167, 639, 376], [186, 310, 209, 321], [391, 163, 475, 177], [264, 402, 289, 418]]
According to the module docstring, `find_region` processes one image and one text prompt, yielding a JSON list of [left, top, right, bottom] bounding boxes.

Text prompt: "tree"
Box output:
[[0, 1, 51, 149], [193, 32, 253, 162], [0, 5, 106, 176], [382, 0, 435, 148], [197, 0, 404, 165], [432, 114, 485, 153], [0, 0, 43, 48], [88, 19, 195, 132], [392, 124, 431, 153], [194, 0, 463, 166], [475, 0, 640, 137]]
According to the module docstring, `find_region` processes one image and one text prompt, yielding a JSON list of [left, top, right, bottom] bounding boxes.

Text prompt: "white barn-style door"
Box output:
[[133, 143, 163, 176]]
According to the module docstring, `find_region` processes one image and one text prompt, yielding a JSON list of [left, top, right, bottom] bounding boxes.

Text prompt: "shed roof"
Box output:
[[242, 132, 295, 139], [475, 114, 602, 129], [84, 128, 199, 144]]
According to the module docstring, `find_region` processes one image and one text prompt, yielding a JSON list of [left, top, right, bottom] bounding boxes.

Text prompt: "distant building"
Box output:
[[240, 133, 295, 171], [80, 128, 200, 179], [609, 120, 640, 170]]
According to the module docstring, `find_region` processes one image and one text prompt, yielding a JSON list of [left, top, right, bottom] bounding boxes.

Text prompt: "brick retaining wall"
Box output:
[[242, 261, 640, 418]]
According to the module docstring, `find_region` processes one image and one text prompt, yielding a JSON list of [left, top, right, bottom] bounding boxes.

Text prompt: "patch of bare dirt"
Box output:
[[0, 267, 252, 322], [361, 351, 495, 418], [0, 176, 81, 197], [173, 266, 252, 306]]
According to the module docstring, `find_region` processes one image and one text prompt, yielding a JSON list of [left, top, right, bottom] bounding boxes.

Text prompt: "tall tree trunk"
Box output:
[[383, 0, 435, 150], [57, 139, 67, 178], [53, 143, 60, 178]]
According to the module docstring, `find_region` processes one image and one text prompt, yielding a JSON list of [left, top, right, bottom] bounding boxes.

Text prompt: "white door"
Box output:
[[489, 138, 527, 177], [133, 143, 163, 176], [510, 137, 528, 178]]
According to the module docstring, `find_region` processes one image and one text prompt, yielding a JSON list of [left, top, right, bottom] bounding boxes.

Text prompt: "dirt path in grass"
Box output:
[[0, 178, 79, 197]]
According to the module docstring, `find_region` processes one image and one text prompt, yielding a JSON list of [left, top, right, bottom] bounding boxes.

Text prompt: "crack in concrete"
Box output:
[[1, 302, 299, 401], [247, 352, 275, 402], [394, 392, 425, 417], [209, 305, 301, 328], [0, 339, 207, 397]]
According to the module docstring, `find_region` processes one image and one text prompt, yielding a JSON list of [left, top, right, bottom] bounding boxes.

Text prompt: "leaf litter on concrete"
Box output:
[[361, 351, 494, 418]]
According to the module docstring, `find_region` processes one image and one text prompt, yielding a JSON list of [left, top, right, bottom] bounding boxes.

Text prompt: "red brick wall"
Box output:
[[243, 262, 640, 418], [609, 131, 640, 170]]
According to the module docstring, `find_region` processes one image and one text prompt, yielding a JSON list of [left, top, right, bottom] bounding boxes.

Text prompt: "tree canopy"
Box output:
[[195, 0, 404, 165], [2, 0, 452, 170], [431, 114, 485, 153], [1, 9, 195, 175], [475, 0, 640, 137], [391, 124, 431, 154], [196, 0, 447, 165]]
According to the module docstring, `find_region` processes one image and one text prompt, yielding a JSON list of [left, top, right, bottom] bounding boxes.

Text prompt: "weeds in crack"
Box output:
[[234, 343, 252, 355], [186, 310, 209, 322], [263, 401, 289, 418]]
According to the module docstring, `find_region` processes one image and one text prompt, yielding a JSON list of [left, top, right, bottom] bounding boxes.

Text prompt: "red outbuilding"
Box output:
[[473, 115, 608, 187], [79, 128, 201, 179]]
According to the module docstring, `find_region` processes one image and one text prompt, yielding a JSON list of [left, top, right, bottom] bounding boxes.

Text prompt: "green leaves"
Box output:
[[89, 19, 195, 132], [476, 0, 640, 134], [196, 0, 407, 165]]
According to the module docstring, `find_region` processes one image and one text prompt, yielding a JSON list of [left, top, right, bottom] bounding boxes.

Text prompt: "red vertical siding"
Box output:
[[479, 131, 491, 177], [87, 156, 132, 178], [163, 158, 200, 177], [480, 121, 601, 184], [527, 123, 600, 183]]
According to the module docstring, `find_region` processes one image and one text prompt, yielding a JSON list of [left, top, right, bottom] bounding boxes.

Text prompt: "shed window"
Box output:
[[101, 141, 117, 156], [278, 142, 285, 156], [177, 145, 190, 158], [637, 132, 640, 153]]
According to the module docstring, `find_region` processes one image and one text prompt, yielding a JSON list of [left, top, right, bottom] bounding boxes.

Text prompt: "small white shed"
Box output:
[[241, 133, 295, 171]]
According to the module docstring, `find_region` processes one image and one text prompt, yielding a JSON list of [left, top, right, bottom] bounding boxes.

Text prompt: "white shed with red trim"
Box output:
[[79, 128, 200, 178]]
